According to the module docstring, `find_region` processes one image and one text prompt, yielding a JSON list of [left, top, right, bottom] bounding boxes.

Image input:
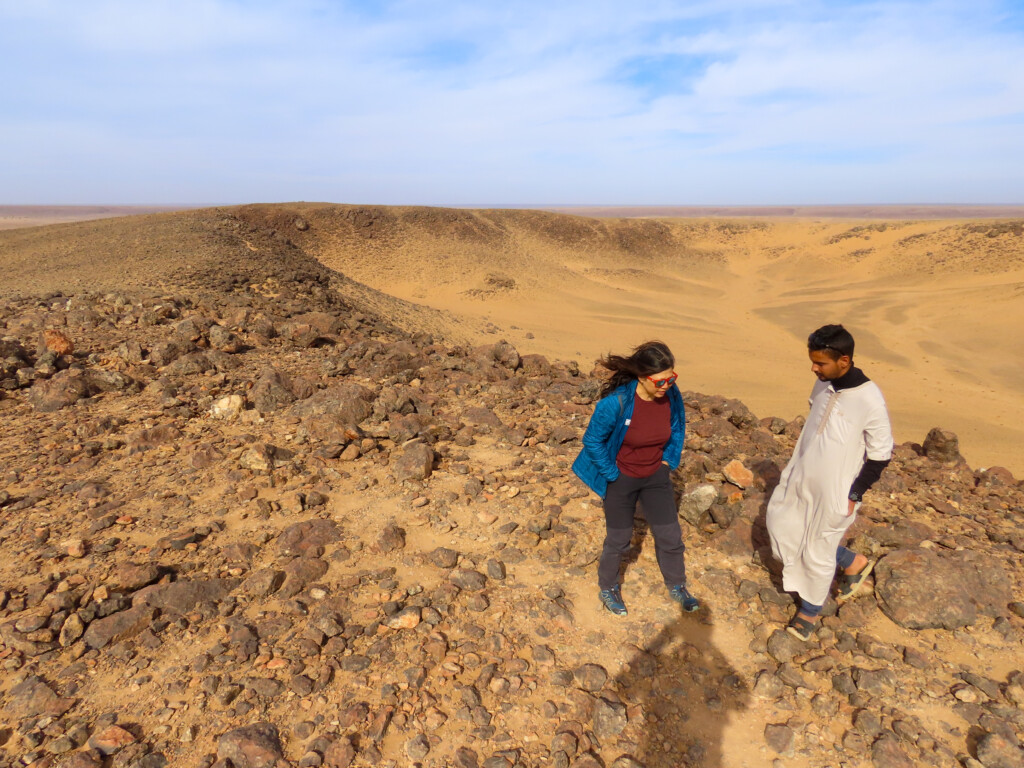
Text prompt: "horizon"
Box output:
[[3, 202, 1024, 219], [3, 1, 1023, 205]]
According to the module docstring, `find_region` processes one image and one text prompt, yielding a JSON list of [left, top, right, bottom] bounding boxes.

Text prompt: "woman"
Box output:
[[572, 341, 699, 616]]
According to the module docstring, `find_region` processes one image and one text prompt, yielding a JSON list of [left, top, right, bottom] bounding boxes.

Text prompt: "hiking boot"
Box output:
[[599, 586, 627, 616], [668, 584, 700, 612]]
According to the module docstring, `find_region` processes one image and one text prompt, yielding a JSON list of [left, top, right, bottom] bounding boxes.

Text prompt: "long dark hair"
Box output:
[[599, 340, 675, 398]]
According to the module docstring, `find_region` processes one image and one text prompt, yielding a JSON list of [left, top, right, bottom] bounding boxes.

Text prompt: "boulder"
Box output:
[[211, 394, 245, 419], [250, 368, 297, 412], [722, 459, 754, 489], [132, 578, 241, 616], [874, 549, 1012, 629], [290, 382, 374, 424], [922, 428, 964, 464], [43, 329, 75, 355], [26, 369, 93, 411]]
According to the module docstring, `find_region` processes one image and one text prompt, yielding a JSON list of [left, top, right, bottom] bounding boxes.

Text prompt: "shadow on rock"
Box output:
[[611, 605, 749, 768]]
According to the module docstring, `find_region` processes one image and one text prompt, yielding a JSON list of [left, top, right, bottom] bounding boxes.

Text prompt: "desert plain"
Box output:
[[0, 204, 1022, 768]]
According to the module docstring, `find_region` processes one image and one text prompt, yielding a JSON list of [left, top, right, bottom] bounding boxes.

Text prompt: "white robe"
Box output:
[[767, 377, 893, 605]]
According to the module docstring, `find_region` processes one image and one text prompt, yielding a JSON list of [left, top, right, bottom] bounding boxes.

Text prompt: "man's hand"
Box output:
[[847, 499, 857, 515]]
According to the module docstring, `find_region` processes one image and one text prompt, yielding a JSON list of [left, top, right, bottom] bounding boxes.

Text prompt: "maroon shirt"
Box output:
[[616, 391, 671, 478]]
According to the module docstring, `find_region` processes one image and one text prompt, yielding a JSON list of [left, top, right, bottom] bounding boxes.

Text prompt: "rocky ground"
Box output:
[[1, 236, 1023, 768]]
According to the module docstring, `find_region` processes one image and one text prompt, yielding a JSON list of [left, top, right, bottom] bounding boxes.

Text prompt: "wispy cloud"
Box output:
[[1, 0, 1022, 203]]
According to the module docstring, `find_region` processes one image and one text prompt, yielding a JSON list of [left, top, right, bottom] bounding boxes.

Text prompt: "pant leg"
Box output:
[[639, 465, 686, 587], [598, 528, 634, 589], [801, 546, 855, 616], [599, 475, 642, 589], [800, 598, 823, 618], [836, 545, 857, 570]]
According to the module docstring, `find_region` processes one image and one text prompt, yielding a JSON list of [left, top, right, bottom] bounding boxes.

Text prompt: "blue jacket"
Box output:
[[572, 383, 686, 498]]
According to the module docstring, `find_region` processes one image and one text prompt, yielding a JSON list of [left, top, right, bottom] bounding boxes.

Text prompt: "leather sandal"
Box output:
[[787, 614, 817, 641], [837, 559, 876, 602]]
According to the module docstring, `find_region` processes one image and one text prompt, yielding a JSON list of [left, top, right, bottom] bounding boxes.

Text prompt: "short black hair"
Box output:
[[807, 324, 854, 360]]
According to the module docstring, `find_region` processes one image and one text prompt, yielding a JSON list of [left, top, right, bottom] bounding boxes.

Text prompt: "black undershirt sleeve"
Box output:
[[850, 458, 890, 498]]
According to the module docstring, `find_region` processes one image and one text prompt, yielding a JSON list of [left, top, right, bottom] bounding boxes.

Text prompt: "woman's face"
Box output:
[[638, 367, 676, 399]]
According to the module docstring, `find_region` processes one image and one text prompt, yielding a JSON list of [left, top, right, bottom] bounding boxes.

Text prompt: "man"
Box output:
[[766, 324, 894, 640]]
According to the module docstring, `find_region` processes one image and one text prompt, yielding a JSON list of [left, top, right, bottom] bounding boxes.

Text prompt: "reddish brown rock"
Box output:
[[43, 329, 75, 355], [106, 562, 161, 593], [324, 736, 356, 768], [4, 676, 76, 718], [87, 725, 137, 755], [277, 519, 342, 557], [392, 441, 435, 481], [82, 605, 157, 649]]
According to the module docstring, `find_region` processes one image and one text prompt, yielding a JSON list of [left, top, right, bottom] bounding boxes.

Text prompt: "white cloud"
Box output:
[[0, 0, 1022, 203]]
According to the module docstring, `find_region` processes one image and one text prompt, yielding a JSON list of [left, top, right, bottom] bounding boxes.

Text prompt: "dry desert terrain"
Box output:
[[3, 203, 1022, 475], [0, 204, 1022, 768]]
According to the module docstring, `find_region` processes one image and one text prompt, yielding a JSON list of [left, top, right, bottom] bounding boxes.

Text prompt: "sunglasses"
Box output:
[[645, 372, 678, 388]]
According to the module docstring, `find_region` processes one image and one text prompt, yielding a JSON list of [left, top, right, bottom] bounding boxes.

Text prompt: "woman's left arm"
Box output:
[[661, 387, 687, 469]]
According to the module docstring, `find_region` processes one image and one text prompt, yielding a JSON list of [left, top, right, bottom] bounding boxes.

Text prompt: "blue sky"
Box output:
[[1, 0, 1022, 205]]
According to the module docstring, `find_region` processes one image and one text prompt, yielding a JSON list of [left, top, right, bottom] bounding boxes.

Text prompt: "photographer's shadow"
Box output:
[[612, 604, 749, 768]]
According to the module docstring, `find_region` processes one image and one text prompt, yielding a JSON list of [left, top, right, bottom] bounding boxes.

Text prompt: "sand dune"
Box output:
[[2, 203, 1022, 475]]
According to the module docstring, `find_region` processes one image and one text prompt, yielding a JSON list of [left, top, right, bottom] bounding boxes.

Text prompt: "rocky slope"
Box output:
[[0, 213, 1022, 768]]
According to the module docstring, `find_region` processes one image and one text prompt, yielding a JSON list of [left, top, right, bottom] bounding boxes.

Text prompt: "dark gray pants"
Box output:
[[598, 465, 686, 590]]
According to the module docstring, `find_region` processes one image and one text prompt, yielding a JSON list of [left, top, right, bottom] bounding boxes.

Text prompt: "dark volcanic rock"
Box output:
[[83, 605, 157, 649], [4, 675, 76, 718], [392, 441, 435, 481], [376, 524, 406, 553], [217, 722, 284, 768], [278, 557, 329, 598], [250, 367, 297, 412], [922, 427, 964, 464], [450, 569, 487, 591], [133, 578, 241, 616], [106, 562, 162, 593], [976, 731, 1024, 768], [26, 369, 94, 411], [875, 549, 1012, 629], [277, 519, 342, 557], [289, 382, 373, 424], [429, 547, 460, 568], [574, 664, 608, 692]]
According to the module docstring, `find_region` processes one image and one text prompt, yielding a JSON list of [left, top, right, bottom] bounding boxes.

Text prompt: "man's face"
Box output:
[[809, 349, 851, 381]]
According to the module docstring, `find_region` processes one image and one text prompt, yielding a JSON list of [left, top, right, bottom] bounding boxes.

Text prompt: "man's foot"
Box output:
[[668, 584, 700, 612], [599, 586, 627, 616], [787, 612, 819, 641], [837, 558, 876, 602]]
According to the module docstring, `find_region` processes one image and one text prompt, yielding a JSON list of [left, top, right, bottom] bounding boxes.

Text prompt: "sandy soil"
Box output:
[[540, 204, 1024, 219], [0, 205, 194, 231]]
